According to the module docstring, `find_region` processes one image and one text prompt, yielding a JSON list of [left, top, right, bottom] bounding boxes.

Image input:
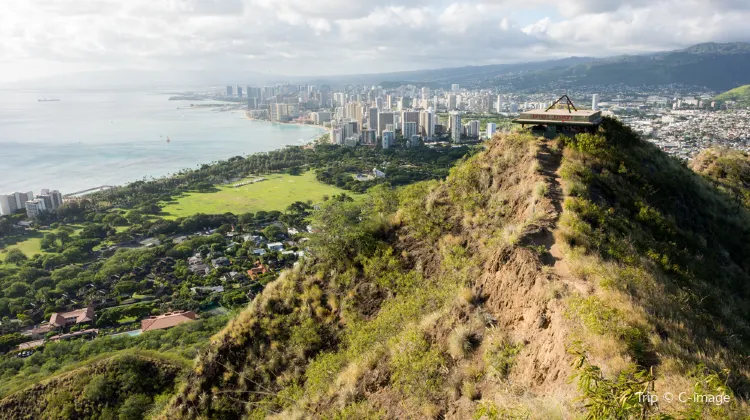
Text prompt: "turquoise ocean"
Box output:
[[0, 89, 324, 195]]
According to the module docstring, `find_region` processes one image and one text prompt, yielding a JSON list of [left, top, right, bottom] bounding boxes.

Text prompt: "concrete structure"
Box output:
[[451, 84, 460, 92], [420, 110, 435, 138], [311, 111, 331, 125], [25, 199, 46, 219], [382, 130, 395, 149], [362, 129, 377, 146], [401, 111, 419, 131], [496, 95, 503, 112], [330, 127, 344, 145], [486, 122, 497, 138], [237, 86, 243, 98], [368, 107, 379, 129], [513, 106, 603, 136], [403, 121, 418, 140], [448, 94, 458, 111], [378, 112, 395, 138], [1, 191, 34, 215], [449, 112, 462, 143], [467, 120, 480, 137], [40, 189, 63, 210], [592, 94, 600, 111], [226, 86, 233, 97]]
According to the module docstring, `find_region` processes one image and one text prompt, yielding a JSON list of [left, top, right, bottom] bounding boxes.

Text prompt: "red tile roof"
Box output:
[[141, 311, 198, 332], [49, 307, 95, 327]]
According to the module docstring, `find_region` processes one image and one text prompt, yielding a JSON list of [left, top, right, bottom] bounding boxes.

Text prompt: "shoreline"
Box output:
[[2, 106, 326, 197]]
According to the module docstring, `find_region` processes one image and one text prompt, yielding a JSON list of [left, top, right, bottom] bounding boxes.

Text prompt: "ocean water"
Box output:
[[0, 89, 324, 194]]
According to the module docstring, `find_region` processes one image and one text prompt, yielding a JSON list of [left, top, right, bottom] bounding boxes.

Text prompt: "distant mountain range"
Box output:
[[307, 42, 750, 92], [8, 42, 750, 92]]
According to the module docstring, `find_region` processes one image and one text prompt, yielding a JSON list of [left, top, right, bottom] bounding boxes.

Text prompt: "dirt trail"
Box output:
[[536, 141, 581, 291]]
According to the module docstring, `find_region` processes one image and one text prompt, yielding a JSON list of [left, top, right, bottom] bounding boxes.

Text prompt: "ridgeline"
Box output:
[[152, 118, 750, 419]]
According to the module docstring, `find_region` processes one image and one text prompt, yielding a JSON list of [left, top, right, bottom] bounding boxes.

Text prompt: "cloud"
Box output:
[[0, 0, 748, 82]]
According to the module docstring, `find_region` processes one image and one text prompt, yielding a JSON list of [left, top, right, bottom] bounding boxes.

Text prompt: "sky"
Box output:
[[1, 0, 749, 83]]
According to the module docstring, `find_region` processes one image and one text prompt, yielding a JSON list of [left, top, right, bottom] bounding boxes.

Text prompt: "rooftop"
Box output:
[[514, 109, 603, 126], [141, 311, 198, 332]]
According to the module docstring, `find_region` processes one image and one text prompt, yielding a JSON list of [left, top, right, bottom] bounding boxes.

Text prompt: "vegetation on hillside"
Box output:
[[713, 84, 750, 107], [160, 119, 750, 419], [0, 351, 187, 420]]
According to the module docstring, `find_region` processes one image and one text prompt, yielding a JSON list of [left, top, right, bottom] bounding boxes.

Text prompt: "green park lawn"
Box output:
[[160, 171, 354, 218]]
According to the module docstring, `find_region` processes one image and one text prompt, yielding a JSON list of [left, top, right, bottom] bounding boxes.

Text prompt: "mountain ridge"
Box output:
[[159, 119, 750, 418]]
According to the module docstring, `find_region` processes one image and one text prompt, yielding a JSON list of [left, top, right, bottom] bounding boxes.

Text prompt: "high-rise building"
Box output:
[[449, 112, 462, 143], [377, 112, 395, 138], [403, 122, 418, 140], [40, 189, 63, 209], [0, 195, 16, 216], [382, 131, 395, 149], [592, 94, 600, 111], [237, 86, 243, 98], [311, 111, 332, 125], [496, 95, 503, 113], [362, 129, 377, 146], [486, 122, 497, 138], [401, 111, 419, 131], [247, 97, 258, 110], [25, 199, 46, 219], [330, 127, 344, 145], [386, 95, 393, 110], [421, 87, 430, 99], [333, 92, 346, 107], [451, 84, 460, 92], [510, 103, 519, 113], [375, 97, 384, 109], [467, 120, 480, 137], [419, 110, 435, 138], [346, 103, 363, 124], [448, 94, 458, 110], [368, 107, 379, 130], [344, 121, 359, 139], [226, 86, 233, 97]]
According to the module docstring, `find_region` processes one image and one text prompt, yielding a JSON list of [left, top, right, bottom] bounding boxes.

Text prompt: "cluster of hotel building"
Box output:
[[0, 189, 64, 219]]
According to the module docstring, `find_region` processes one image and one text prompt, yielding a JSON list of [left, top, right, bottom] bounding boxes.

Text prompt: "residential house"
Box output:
[[49, 329, 99, 342], [267, 242, 284, 252], [247, 261, 270, 280], [252, 248, 267, 256], [30, 324, 55, 339], [188, 263, 210, 276], [190, 286, 224, 294], [221, 271, 247, 282], [141, 311, 198, 332], [212, 257, 231, 268], [49, 307, 95, 328]]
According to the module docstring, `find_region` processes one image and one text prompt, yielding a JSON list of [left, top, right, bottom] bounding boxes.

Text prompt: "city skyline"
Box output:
[[2, 0, 750, 84]]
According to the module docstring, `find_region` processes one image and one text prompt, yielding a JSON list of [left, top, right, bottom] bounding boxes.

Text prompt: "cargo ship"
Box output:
[[38, 98, 61, 102]]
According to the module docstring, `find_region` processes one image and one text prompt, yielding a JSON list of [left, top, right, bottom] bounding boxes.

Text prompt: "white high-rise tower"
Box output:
[[592, 94, 600, 111]]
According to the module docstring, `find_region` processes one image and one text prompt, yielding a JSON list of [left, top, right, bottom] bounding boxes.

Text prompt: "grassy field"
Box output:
[[161, 171, 354, 219]]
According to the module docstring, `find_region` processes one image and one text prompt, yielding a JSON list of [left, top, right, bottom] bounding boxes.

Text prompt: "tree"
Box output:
[[119, 394, 153, 420], [4, 249, 27, 265], [262, 225, 284, 241], [7, 282, 30, 298], [115, 281, 137, 296]]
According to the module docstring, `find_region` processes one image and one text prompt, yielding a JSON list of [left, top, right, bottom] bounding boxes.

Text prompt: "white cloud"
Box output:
[[0, 0, 748, 82]]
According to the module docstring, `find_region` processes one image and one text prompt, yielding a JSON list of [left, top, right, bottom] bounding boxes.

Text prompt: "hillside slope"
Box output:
[[714, 85, 750, 107], [0, 351, 188, 419], [162, 120, 750, 419]]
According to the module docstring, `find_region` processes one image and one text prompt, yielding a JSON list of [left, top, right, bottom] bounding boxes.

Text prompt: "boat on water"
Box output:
[[38, 98, 61, 102]]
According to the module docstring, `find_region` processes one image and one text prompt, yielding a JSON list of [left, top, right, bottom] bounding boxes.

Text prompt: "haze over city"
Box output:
[[1, 0, 750, 85]]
